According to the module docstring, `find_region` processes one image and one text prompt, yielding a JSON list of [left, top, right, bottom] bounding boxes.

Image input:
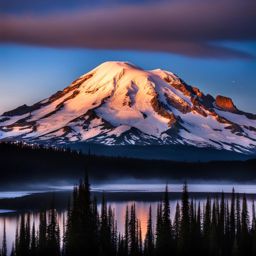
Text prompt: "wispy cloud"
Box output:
[[1, 0, 255, 58]]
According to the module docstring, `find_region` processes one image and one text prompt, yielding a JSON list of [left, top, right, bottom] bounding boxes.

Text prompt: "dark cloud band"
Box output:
[[1, 0, 255, 58]]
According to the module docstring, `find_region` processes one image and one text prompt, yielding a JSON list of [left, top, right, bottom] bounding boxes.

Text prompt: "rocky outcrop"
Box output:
[[165, 93, 191, 114], [3, 104, 40, 117], [215, 95, 237, 112], [151, 94, 176, 127]]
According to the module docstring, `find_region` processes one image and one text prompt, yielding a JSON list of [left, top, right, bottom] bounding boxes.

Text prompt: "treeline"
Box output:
[[0, 142, 256, 186], [2, 177, 256, 255]]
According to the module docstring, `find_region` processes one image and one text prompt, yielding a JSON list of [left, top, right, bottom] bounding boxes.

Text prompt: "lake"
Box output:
[[1, 182, 256, 254]]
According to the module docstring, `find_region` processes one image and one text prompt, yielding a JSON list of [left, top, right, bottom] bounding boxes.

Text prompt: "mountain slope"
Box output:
[[0, 61, 256, 154]]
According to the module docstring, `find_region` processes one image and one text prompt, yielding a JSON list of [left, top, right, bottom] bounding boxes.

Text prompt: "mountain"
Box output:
[[0, 61, 256, 155]]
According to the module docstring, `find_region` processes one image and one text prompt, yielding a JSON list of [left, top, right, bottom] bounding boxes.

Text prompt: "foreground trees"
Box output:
[[3, 177, 256, 256]]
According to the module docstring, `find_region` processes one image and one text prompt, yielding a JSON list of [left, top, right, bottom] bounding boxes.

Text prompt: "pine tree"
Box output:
[[224, 201, 231, 255], [230, 188, 236, 245], [173, 202, 181, 244], [155, 185, 172, 256], [124, 206, 129, 256], [210, 199, 218, 255], [46, 201, 61, 256], [155, 202, 162, 255], [109, 206, 117, 255], [117, 235, 126, 256], [92, 195, 100, 252], [240, 194, 249, 255], [129, 203, 139, 256], [10, 178, 256, 256], [99, 194, 112, 256], [190, 199, 199, 256], [65, 173, 99, 256], [236, 194, 241, 242], [25, 213, 30, 253], [203, 196, 211, 255], [179, 182, 190, 255], [219, 192, 225, 243], [194, 202, 202, 256], [1, 219, 7, 256], [15, 213, 29, 256], [38, 210, 47, 256], [144, 206, 154, 256]]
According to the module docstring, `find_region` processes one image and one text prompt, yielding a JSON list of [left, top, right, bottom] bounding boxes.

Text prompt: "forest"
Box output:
[[1, 175, 256, 256], [0, 142, 256, 186]]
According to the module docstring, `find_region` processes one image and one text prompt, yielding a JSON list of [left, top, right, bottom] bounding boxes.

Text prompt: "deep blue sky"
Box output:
[[0, 0, 256, 114]]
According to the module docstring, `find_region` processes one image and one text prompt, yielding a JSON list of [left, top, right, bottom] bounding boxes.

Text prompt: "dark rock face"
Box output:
[[215, 95, 237, 112], [2, 104, 39, 117], [151, 93, 177, 127]]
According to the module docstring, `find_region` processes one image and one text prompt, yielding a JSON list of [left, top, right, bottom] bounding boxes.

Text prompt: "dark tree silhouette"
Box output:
[[5, 176, 256, 256], [1, 219, 7, 256], [144, 206, 154, 256], [155, 185, 172, 256], [179, 182, 190, 255], [46, 202, 61, 256]]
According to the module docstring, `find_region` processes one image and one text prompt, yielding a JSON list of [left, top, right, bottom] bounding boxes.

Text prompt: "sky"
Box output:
[[0, 0, 256, 114]]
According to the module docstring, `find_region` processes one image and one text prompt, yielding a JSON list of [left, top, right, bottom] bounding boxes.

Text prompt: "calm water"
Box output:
[[1, 183, 256, 254], [0, 200, 195, 253]]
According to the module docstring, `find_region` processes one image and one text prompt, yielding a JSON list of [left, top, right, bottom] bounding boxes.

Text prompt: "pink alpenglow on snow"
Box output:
[[0, 61, 255, 154]]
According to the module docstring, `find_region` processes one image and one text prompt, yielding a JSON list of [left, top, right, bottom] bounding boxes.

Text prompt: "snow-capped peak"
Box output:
[[0, 61, 255, 154]]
